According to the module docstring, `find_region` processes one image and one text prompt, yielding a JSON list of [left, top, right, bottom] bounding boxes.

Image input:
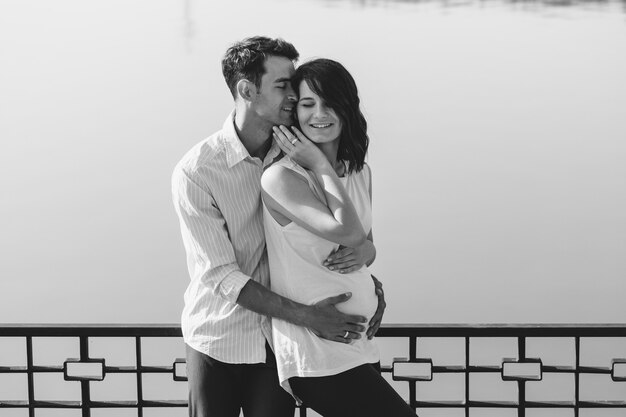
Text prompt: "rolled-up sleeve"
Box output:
[[172, 166, 250, 304]]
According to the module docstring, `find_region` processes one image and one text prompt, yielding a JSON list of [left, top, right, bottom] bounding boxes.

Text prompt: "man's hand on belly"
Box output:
[[301, 292, 367, 344]]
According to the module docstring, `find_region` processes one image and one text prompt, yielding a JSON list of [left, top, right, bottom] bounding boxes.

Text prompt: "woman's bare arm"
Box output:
[[262, 164, 366, 247]]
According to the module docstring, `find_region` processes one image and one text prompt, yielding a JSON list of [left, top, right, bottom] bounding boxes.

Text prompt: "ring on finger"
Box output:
[[343, 330, 350, 338], [290, 138, 297, 145]]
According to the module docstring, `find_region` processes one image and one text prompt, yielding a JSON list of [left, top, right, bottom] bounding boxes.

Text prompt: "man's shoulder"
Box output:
[[174, 130, 227, 176]]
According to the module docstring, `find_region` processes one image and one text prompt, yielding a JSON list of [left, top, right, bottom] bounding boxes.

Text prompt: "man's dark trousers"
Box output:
[[186, 343, 295, 417]]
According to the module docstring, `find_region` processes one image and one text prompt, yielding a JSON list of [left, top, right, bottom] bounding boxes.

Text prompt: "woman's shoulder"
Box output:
[[262, 156, 311, 189], [345, 162, 372, 198], [267, 155, 307, 175], [263, 156, 327, 203], [360, 162, 371, 178], [348, 162, 371, 182]]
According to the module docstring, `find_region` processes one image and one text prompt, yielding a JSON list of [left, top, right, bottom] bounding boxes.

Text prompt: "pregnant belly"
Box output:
[[333, 273, 378, 321]]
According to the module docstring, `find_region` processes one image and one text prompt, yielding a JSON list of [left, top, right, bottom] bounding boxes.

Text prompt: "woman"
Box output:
[[261, 59, 415, 417]]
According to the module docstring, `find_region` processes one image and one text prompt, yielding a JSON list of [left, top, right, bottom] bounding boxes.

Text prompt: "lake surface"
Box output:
[[1, 1, 626, 414], [1, 0, 624, 324]]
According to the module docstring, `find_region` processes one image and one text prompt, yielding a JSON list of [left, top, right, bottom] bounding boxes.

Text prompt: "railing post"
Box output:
[[518, 336, 526, 417], [79, 336, 91, 417], [136, 336, 143, 417], [465, 336, 470, 417], [26, 336, 35, 417], [409, 336, 417, 412], [575, 336, 580, 417]]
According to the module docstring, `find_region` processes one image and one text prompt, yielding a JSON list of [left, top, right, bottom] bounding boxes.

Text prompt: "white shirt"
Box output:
[[172, 111, 280, 364], [263, 157, 379, 395]]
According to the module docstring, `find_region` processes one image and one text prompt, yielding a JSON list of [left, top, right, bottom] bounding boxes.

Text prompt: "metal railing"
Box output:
[[1, 324, 625, 416]]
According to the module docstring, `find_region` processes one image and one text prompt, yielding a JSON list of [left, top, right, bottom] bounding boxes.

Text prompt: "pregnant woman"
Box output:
[[261, 59, 415, 417]]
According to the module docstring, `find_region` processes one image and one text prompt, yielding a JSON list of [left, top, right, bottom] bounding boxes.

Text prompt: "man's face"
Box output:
[[251, 55, 296, 126]]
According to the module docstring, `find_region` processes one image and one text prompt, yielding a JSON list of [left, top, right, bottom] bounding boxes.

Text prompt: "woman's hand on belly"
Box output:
[[323, 240, 376, 274]]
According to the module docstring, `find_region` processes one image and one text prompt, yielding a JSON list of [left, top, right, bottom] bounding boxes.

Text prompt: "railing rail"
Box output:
[[1, 323, 625, 416]]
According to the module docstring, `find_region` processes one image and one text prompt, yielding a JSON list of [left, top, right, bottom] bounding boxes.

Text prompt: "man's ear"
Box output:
[[236, 79, 257, 102]]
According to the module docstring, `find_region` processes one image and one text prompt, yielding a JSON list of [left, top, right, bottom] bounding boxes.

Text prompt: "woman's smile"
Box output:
[[297, 81, 342, 143]]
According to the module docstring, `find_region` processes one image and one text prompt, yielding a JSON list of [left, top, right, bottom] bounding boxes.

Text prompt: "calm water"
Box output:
[[2, 0, 624, 324], [1, 1, 625, 414]]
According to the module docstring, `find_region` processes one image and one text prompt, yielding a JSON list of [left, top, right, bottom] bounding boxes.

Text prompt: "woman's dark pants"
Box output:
[[290, 363, 417, 417]]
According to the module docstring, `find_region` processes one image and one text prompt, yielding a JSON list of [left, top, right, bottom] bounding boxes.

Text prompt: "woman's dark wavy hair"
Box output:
[[292, 59, 369, 174], [222, 36, 299, 98]]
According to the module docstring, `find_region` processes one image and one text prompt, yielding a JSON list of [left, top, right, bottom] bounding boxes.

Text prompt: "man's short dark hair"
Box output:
[[222, 36, 299, 98]]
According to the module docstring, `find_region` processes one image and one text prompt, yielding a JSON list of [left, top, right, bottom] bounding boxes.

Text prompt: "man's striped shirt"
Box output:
[[172, 111, 280, 363]]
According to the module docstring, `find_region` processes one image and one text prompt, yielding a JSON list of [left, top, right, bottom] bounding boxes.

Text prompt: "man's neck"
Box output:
[[234, 108, 273, 160]]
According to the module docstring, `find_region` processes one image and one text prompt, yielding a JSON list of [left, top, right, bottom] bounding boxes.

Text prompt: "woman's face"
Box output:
[[297, 81, 342, 144]]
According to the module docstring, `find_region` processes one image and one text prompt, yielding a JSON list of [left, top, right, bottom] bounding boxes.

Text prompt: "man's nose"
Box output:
[[286, 85, 297, 102]]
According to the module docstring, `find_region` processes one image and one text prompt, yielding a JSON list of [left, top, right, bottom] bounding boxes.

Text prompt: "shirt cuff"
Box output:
[[218, 270, 250, 304]]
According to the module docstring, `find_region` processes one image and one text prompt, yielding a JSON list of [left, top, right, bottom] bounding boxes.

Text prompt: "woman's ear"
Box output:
[[236, 79, 257, 102]]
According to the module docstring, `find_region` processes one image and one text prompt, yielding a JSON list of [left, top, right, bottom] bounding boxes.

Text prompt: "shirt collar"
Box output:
[[222, 110, 281, 169]]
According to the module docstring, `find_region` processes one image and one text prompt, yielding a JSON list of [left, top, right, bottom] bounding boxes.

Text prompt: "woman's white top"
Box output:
[[262, 157, 379, 396]]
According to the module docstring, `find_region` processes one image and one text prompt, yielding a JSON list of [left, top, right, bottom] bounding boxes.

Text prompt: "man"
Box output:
[[172, 36, 385, 417]]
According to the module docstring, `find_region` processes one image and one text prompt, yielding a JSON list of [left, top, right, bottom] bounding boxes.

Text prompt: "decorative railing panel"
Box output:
[[1, 324, 625, 416]]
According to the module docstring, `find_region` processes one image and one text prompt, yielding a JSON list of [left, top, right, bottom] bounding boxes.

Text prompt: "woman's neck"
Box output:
[[316, 140, 345, 176]]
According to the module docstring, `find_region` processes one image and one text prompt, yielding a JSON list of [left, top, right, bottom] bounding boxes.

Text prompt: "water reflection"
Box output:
[[317, 0, 626, 14], [183, 0, 195, 52]]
